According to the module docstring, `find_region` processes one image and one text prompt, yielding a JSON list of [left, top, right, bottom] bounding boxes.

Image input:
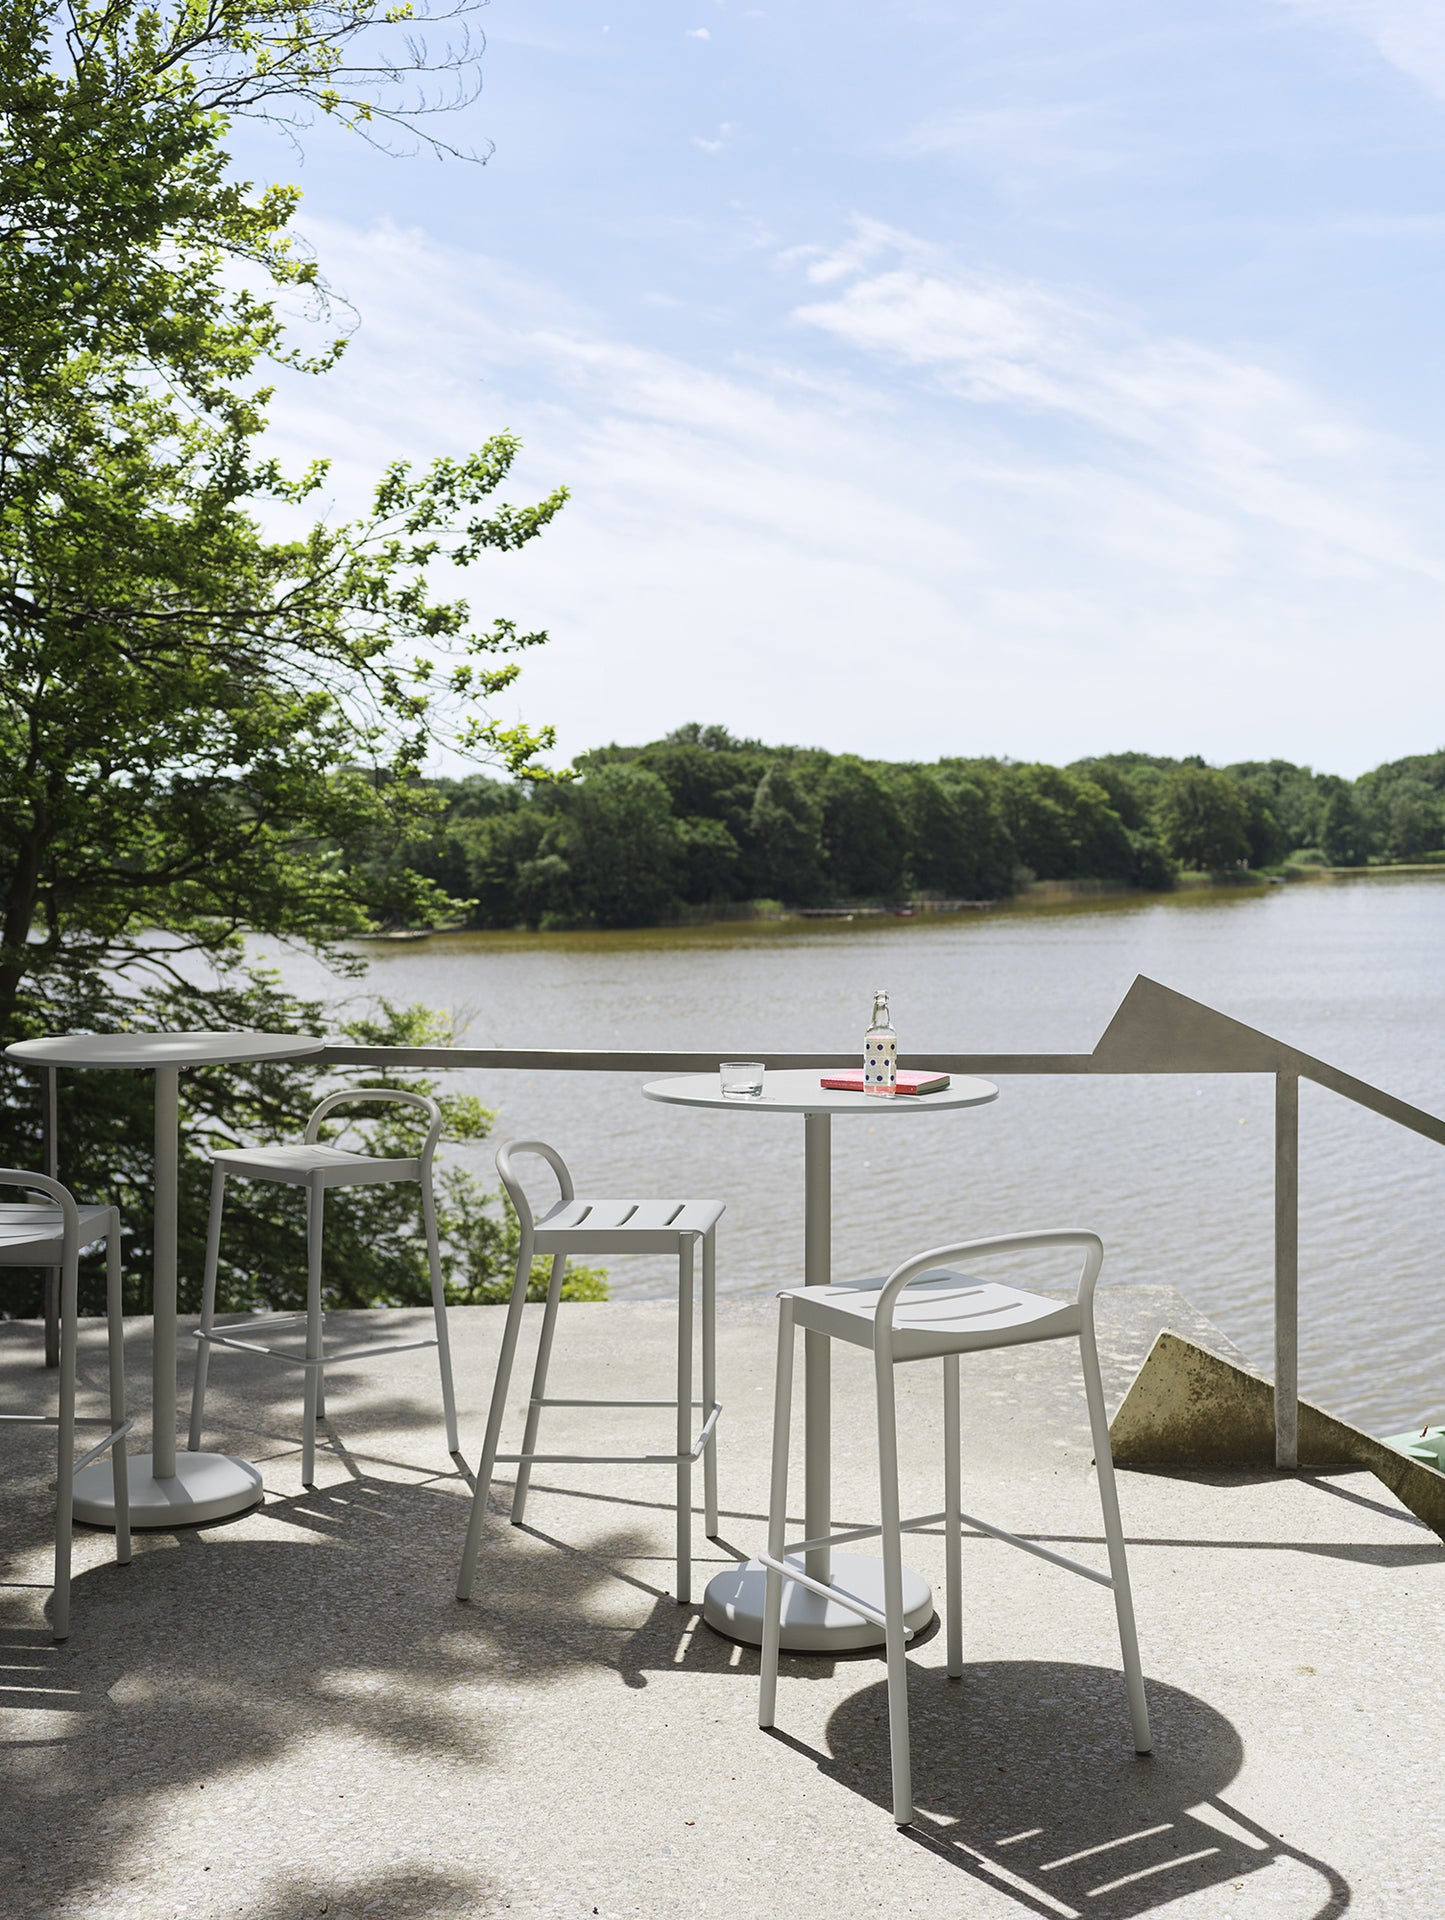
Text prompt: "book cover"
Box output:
[[818, 1069, 951, 1095]]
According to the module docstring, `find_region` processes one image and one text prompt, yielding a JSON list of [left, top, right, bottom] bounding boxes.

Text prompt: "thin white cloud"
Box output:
[[892, 100, 1121, 174], [792, 224, 1442, 582], [1281, 0, 1445, 101], [258, 217, 1445, 774], [687, 25, 711, 39]]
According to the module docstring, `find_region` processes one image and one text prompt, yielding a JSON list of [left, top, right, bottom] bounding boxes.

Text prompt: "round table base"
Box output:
[[73, 1451, 264, 1529], [702, 1551, 933, 1652]]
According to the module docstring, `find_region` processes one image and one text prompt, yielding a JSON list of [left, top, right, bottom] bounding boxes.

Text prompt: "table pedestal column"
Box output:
[[702, 1111, 933, 1650], [73, 1066, 263, 1527]]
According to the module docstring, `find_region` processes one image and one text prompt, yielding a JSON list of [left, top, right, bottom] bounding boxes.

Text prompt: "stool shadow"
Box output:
[[801, 1660, 1351, 1919]]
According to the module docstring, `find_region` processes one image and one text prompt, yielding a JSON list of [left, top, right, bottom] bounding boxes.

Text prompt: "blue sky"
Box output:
[[236, 1, 1445, 775]]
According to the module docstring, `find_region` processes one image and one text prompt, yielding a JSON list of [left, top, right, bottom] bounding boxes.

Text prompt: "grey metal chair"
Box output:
[[758, 1229, 1151, 1826], [188, 1091, 460, 1484], [0, 1172, 130, 1639], [457, 1140, 723, 1606]]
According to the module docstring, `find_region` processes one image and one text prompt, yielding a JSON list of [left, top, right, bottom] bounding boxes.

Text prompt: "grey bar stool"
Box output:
[[188, 1091, 459, 1484], [758, 1229, 1151, 1827], [457, 1140, 723, 1605], [0, 1172, 130, 1639]]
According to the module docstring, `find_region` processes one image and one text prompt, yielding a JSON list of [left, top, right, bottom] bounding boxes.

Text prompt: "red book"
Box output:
[[818, 1069, 951, 1095]]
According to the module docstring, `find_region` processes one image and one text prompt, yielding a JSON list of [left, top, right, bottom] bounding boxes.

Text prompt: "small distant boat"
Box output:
[[889, 905, 917, 918]]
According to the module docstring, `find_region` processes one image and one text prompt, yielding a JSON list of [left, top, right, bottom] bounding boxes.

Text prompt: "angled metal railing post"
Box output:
[[1274, 1067, 1300, 1469]]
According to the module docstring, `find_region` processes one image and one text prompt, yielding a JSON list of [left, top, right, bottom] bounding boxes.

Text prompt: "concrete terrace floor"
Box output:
[[1, 1290, 1442, 1920]]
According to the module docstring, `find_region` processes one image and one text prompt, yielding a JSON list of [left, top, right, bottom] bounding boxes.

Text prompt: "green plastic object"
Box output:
[[1382, 1425, 1445, 1472]]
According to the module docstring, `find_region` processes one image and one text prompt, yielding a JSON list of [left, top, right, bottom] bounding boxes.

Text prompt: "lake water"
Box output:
[[265, 875, 1445, 1436]]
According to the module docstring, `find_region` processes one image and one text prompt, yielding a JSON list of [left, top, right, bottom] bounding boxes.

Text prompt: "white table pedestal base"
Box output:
[[72, 1450, 264, 1528], [702, 1551, 933, 1652]]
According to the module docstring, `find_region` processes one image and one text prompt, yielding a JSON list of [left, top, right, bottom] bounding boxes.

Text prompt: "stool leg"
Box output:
[[422, 1171, 460, 1456], [943, 1353, 962, 1679], [759, 1298, 796, 1729], [675, 1236, 694, 1605], [702, 1227, 718, 1539], [875, 1347, 914, 1826], [1079, 1308, 1152, 1754], [457, 1235, 535, 1600], [52, 1240, 78, 1642], [187, 1165, 227, 1451], [301, 1179, 324, 1487], [510, 1251, 565, 1526], [106, 1214, 131, 1566]]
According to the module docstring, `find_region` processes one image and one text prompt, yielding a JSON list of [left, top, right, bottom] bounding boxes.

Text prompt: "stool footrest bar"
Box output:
[[954, 1505, 1115, 1587], [756, 1552, 914, 1636], [0, 1412, 130, 1430], [319, 1338, 440, 1365], [787, 1510, 946, 1555], [496, 1402, 721, 1472], [72, 1419, 134, 1473], [533, 1397, 711, 1409], [197, 1331, 438, 1368], [494, 1447, 698, 1466]]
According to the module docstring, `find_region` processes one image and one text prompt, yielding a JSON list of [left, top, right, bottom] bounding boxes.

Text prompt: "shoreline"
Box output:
[[350, 862, 1445, 952]]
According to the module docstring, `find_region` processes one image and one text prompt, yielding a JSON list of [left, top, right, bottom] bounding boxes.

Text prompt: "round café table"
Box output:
[[643, 1067, 998, 1651], [5, 1031, 324, 1526]]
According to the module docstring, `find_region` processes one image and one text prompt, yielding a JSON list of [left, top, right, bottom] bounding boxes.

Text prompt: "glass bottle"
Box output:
[[863, 988, 897, 1096]]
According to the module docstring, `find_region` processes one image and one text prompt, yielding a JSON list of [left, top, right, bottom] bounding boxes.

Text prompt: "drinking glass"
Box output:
[[720, 1060, 765, 1098]]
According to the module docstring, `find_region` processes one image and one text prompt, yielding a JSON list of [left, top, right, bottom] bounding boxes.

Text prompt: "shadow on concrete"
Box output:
[[805, 1662, 1351, 1918], [0, 1461, 657, 1918]]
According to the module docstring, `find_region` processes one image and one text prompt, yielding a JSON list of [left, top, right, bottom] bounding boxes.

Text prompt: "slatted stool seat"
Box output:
[[0, 1174, 131, 1639], [457, 1140, 723, 1605], [759, 1230, 1152, 1827], [188, 1091, 459, 1485]]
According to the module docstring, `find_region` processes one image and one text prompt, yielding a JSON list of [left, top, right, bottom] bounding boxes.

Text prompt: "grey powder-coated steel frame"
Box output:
[[14, 975, 1441, 1551], [5, 1031, 323, 1525], [641, 1070, 999, 1651], [757, 1230, 1151, 1826], [312, 973, 1438, 1475]]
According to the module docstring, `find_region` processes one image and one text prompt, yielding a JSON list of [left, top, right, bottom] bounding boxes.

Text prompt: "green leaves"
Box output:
[[0, 2, 567, 1021]]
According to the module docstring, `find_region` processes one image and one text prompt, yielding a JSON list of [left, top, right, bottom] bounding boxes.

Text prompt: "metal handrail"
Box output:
[[314, 974, 1445, 1470], [26, 974, 1444, 1465]]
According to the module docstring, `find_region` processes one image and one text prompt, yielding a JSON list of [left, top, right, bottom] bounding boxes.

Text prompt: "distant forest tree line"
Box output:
[[376, 727, 1444, 932]]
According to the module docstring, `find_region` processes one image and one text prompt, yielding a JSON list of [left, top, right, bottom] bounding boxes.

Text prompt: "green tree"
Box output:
[[1227, 760, 1330, 853], [1382, 782, 1445, 860], [1, 3, 567, 1030], [0, 3, 577, 1313], [893, 769, 1014, 898], [633, 734, 768, 858], [1153, 767, 1251, 870], [747, 764, 826, 902], [1353, 758, 1445, 860], [987, 764, 1134, 881], [551, 764, 681, 928], [814, 756, 907, 898], [1317, 779, 1370, 867], [676, 817, 742, 904]]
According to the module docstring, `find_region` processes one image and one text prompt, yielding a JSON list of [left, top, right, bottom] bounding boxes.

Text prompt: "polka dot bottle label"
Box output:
[[864, 1032, 897, 1094]]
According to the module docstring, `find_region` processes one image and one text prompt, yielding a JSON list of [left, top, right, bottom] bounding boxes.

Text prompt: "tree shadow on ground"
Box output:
[[0, 1457, 666, 1920]]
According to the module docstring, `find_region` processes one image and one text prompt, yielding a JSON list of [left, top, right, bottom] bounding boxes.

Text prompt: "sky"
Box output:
[[231, 0, 1445, 776]]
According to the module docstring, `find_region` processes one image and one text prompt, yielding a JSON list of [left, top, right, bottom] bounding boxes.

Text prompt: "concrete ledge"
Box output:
[[1110, 1328, 1445, 1537]]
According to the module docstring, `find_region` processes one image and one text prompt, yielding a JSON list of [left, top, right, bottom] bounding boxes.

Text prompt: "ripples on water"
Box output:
[[263, 875, 1445, 1434]]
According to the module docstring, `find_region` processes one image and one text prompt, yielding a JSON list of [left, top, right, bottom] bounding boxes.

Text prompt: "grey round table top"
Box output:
[[642, 1067, 998, 1116], [5, 1031, 325, 1071]]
